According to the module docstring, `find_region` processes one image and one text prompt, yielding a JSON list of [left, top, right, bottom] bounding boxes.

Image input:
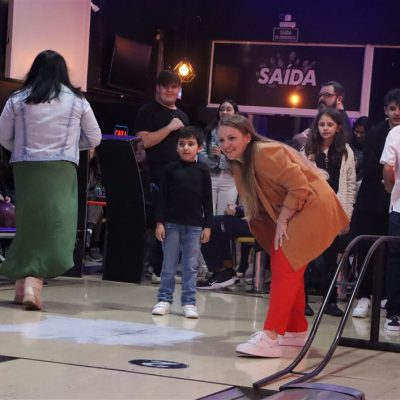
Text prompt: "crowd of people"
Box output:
[[0, 50, 399, 359]]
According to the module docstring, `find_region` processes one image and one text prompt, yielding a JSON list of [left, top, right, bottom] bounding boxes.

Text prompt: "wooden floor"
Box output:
[[0, 273, 399, 400]]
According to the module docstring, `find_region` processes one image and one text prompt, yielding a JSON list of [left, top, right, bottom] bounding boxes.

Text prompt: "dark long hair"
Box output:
[[16, 50, 83, 104], [305, 107, 347, 163], [205, 99, 239, 147], [352, 116, 372, 150]]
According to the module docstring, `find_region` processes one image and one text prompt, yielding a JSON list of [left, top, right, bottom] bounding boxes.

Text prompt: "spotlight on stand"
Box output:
[[173, 58, 196, 83]]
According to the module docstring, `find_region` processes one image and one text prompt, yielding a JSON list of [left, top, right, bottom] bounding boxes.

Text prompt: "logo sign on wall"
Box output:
[[208, 41, 372, 117], [272, 13, 299, 42], [129, 359, 188, 369]]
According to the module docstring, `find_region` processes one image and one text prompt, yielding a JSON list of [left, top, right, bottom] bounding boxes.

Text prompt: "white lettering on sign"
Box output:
[[257, 67, 316, 87]]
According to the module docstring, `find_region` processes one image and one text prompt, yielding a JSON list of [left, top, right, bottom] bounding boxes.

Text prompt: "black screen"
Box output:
[[108, 35, 152, 94]]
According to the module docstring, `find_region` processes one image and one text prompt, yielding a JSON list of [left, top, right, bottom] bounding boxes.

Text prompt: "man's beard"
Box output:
[[318, 98, 337, 110]]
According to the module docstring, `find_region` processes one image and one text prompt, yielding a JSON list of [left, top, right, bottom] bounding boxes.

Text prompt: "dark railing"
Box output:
[[253, 234, 400, 390]]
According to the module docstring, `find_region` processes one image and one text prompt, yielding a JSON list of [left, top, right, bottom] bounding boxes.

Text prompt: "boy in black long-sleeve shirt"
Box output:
[[152, 126, 213, 318]]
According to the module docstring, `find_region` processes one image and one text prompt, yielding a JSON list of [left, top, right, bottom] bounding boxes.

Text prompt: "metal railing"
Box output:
[[253, 234, 400, 390]]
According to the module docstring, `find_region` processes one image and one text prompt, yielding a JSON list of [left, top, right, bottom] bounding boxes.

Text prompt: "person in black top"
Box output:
[[135, 70, 190, 184], [134, 70, 190, 280], [351, 88, 400, 318], [351, 116, 372, 184], [151, 127, 213, 319]]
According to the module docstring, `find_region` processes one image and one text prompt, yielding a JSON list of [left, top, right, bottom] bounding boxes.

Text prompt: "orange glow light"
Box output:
[[289, 93, 301, 107]]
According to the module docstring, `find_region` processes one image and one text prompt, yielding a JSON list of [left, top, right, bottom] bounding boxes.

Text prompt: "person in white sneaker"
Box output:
[[151, 127, 213, 319], [218, 115, 349, 357], [380, 122, 400, 332]]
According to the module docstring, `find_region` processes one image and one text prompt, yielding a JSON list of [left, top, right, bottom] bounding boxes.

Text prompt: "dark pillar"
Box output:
[[96, 135, 147, 283]]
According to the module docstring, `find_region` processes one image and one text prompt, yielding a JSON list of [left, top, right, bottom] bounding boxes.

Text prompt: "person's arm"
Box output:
[[154, 165, 170, 241], [339, 148, 357, 235], [380, 129, 397, 193], [155, 223, 165, 242], [202, 166, 214, 229], [0, 98, 16, 151], [137, 117, 184, 149], [274, 206, 297, 250], [198, 144, 219, 169], [79, 99, 102, 150], [201, 227, 211, 243], [383, 164, 395, 193]]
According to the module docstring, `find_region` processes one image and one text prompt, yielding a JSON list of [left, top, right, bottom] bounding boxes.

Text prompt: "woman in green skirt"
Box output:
[[0, 50, 101, 310]]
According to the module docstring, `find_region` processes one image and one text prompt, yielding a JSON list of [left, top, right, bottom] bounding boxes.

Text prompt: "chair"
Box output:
[[232, 236, 269, 294]]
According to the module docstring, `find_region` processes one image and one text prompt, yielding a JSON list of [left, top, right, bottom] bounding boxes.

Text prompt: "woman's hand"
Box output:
[[274, 206, 295, 250], [274, 218, 289, 250], [155, 223, 165, 242]]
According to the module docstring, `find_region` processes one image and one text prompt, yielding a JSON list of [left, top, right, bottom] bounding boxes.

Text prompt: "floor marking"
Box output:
[[0, 316, 203, 346]]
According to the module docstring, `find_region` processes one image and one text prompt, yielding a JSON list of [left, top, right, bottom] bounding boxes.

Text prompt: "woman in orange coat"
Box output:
[[217, 114, 348, 358]]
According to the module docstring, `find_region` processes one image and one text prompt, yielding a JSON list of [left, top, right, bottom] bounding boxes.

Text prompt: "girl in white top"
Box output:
[[198, 99, 239, 215], [302, 107, 356, 316]]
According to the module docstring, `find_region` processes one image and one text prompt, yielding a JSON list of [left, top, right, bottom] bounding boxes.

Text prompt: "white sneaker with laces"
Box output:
[[236, 331, 281, 358], [278, 331, 308, 347], [152, 301, 171, 316], [182, 304, 199, 319], [352, 297, 370, 318]]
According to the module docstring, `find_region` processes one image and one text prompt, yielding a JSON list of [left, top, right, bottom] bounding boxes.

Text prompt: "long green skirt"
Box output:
[[0, 161, 78, 279]]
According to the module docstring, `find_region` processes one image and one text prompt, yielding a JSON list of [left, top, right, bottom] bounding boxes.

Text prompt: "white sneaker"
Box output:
[[182, 304, 199, 319], [352, 297, 370, 318], [278, 331, 308, 347], [384, 316, 400, 332], [381, 299, 388, 309], [152, 301, 170, 315], [151, 273, 161, 284], [236, 331, 281, 358]]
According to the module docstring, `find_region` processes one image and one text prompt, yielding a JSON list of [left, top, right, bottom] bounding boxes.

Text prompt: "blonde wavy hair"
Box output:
[[218, 114, 271, 219]]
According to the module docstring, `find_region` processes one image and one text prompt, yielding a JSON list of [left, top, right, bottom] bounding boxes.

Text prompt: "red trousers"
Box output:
[[263, 247, 308, 335]]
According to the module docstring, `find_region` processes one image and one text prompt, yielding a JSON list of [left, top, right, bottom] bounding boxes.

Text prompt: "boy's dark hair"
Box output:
[[178, 126, 204, 146], [157, 70, 181, 87], [384, 88, 400, 106]]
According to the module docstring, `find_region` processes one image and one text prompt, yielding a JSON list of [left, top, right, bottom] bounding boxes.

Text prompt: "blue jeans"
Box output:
[[386, 211, 400, 318], [158, 223, 202, 305]]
